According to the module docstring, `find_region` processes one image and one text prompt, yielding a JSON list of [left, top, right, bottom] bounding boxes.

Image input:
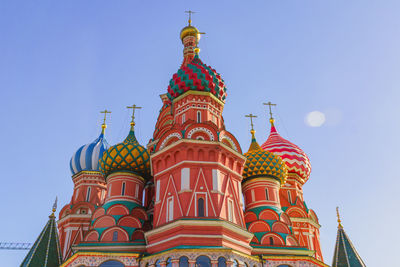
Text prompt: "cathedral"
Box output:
[[21, 17, 366, 267]]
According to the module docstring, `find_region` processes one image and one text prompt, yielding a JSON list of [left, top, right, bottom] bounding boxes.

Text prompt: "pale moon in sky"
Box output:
[[305, 111, 326, 127]]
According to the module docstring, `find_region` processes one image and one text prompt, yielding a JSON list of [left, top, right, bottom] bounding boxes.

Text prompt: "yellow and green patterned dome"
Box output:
[[99, 127, 150, 178], [243, 130, 287, 184]]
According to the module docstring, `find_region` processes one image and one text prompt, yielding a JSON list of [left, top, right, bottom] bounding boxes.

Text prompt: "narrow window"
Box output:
[[288, 191, 292, 203], [75, 188, 79, 201], [167, 197, 174, 222], [197, 111, 201, 123], [86, 187, 91, 202], [121, 182, 126, 196], [182, 114, 186, 124], [228, 199, 234, 222], [198, 198, 205, 217], [112, 231, 118, 241], [108, 184, 112, 197], [156, 180, 160, 202], [100, 189, 105, 201], [265, 188, 269, 200], [269, 237, 274, 245]]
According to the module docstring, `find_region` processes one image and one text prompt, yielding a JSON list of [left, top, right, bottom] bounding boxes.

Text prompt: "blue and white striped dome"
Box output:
[[70, 132, 109, 175]]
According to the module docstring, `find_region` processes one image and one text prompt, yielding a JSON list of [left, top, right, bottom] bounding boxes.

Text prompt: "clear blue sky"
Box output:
[[1, 1, 399, 266]]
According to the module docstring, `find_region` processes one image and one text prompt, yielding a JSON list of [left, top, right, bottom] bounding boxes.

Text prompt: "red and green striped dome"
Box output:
[[167, 55, 227, 102]]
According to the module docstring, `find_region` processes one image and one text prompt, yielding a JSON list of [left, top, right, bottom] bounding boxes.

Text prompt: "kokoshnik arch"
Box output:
[[21, 15, 366, 267]]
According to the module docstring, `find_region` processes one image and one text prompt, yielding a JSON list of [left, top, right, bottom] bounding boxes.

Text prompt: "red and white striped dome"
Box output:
[[261, 123, 311, 183]]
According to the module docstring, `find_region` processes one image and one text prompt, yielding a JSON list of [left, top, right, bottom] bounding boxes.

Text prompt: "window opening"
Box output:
[[86, 187, 91, 202], [197, 111, 201, 123], [121, 182, 126, 196], [112, 231, 118, 241], [198, 198, 205, 217]]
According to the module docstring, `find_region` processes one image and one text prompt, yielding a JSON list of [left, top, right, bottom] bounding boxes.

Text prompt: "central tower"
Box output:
[[145, 17, 253, 255]]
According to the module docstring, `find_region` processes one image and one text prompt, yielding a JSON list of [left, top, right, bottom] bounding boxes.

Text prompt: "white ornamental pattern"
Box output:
[[159, 132, 182, 150], [187, 127, 215, 141]]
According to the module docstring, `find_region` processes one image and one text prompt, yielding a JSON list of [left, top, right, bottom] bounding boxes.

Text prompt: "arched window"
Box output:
[[121, 182, 126, 196], [112, 231, 118, 241], [198, 198, 205, 217], [155, 260, 161, 267], [233, 260, 239, 267], [99, 260, 124, 267], [265, 188, 269, 200], [166, 258, 172, 267], [218, 257, 226, 267], [196, 256, 211, 267], [182, 114, 186, 124], [197, 111, 201, 123], [179, 256, 189, 267], [86, 187, 91, 202], [269, 236, 274, 245]]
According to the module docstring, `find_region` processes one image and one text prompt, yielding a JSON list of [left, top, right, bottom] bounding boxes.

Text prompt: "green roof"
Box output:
[[20, 213, 62, 267], [332, 227, 366, 267]]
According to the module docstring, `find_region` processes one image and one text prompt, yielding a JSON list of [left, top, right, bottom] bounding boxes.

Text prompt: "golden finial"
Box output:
[[127, 104, 142, 130], [336, 206, 343, 228], [100, 109, 111, 134], [263, 101, 277, 125], [50, 197, 57, 218], [185, 10, 196, 26]]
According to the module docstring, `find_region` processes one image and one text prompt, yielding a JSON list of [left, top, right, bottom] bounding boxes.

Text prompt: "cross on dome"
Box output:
[[263, 101, 276, 124], [127, 104, 142, 129], [185, 10, 196, 26], [245, 113, 257, 133], [100, 109, 111, 134]]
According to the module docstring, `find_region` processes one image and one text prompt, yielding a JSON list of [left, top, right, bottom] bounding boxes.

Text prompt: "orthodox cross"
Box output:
[[245, 113, 257, 131], [127, 104, 142, 127], [336, 207, 343, 228], [185, 10, 196, 26], [100, 109, 111, 133], [263, 101, 276, 120]]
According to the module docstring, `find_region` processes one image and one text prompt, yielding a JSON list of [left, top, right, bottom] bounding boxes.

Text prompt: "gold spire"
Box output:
[[127, 104, 142, 130], [245, 113, 261, 151], [50, 197, 57, 218], [100, 109, 111, 134], [336, 206, 343, 228], [263, 101, 277, 125]]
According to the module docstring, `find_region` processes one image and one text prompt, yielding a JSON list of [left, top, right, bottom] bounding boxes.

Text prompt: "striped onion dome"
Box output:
[[99, 128, 150, 178], [261, 123, 311, 183], [243, 131, 287, 184], [70, 132, 109, 176]]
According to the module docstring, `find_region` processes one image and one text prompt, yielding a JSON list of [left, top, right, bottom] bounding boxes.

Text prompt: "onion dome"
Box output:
[[180, 25, 201, 43], [70, 131, 109, 176], [261, 120, 311, 183], [99, 119, 150, 178], [167, 19, 227, 103], [243, 130, 287, 184]]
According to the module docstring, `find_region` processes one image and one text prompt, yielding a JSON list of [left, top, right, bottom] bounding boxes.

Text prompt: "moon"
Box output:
[[305, 111, 326, 127]]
